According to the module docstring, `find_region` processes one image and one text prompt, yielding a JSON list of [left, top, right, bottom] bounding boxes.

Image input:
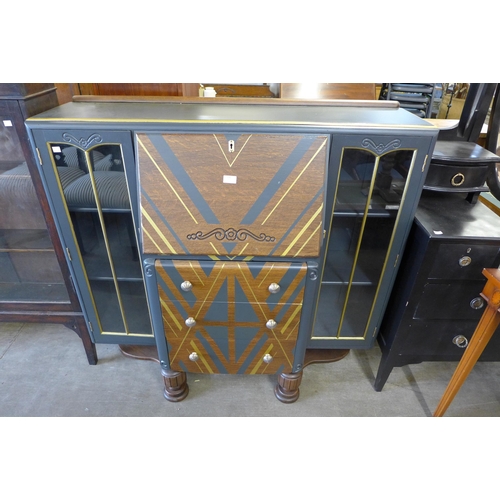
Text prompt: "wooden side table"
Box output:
[[434, 268, 500, 416]]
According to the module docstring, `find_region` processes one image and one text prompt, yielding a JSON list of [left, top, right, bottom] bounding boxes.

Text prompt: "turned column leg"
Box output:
[[161, 367, 189, 402], [434, 269, 500, 417], [275, 370, 303, 403]]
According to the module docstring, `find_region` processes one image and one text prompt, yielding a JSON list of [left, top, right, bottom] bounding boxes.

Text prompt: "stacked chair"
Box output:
[[379, 83, 437, 118]]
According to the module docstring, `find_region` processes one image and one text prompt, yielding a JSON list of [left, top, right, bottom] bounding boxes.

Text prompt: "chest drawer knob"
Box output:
[[459, 256, 472, 267], [452, 335, 469, 348], [470, 297, 485, 309], [181, 281, 193, 292], [185, 317, 197, 327], [263, 353, 273, 363], [268, 283, 281, 294], [188, 352, 199, 362], [266, 319, 277, 330]]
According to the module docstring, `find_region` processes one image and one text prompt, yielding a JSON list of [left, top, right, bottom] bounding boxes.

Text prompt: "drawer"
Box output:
[[398, 320, 500, 361], [428, 243, 500, 280], [155, 260, 307, 375], [138, 133, 328, 257], [414, 282, 487, 321]]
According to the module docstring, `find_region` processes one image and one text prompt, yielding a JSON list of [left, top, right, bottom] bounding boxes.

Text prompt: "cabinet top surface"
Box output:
[[416, 192, 500, 239], [25, 101, 438, 131]]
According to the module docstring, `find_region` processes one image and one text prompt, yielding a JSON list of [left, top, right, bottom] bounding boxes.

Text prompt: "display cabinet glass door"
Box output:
[[0, 106, 69, 305], [311, 135, 429, 349], [31, 129, 153, 344]]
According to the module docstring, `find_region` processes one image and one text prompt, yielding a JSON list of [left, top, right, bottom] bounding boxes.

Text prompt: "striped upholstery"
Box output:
[[57, 166, 85, 189], [62, 147, 80, 168], [63, 171, 130, 209], [93, 153, 113, 171]]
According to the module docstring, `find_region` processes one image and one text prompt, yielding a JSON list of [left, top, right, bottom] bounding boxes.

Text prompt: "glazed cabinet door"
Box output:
[[0, 102, 70, 308], [30, 128, 154, 344], [310, 133, 433, 349]]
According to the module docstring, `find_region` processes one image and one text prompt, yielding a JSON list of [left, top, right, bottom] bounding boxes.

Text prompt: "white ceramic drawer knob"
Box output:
[[181, 281, 193, 291], [185, 317, 196, 327], [189, 352, 199, 362], [263, 353, 273, 363], [268, 283, 281, 294], [266, 319, 277, 330]]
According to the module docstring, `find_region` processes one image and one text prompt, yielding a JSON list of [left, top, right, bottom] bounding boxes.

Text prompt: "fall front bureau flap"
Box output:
[[137, 133, 328, 257]]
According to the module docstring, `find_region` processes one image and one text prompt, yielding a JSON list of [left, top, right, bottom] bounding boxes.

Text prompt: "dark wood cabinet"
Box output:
[[375, 191, 500, 391], [0, 84, 96, 364]]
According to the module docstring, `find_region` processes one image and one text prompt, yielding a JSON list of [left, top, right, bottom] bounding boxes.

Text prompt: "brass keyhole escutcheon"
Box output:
[[451, 173, 465, 186]]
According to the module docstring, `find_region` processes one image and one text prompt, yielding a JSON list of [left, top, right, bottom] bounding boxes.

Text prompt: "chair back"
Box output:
[[486, 84, 500, 154], [438, 83, 497, 142]]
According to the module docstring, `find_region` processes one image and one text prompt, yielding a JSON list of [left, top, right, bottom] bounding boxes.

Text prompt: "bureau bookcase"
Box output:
[[26, 99, 438, 401]]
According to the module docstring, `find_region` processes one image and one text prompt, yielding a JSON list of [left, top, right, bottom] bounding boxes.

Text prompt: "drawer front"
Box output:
[[398, 320, 500, 360], [155, 260, 307, 374], [138, 133, 328, 257], [414, 282, 487, 321], [428, 243, 500, 280]]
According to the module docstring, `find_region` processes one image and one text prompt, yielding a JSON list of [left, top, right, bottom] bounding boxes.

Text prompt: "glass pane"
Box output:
[[317, 148, 414, 340], [47, 141, 151, 335], [0, 114, 68, 303]]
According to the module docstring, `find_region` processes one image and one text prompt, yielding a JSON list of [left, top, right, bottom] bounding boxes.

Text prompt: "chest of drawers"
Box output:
[[375, 191, 500, 391]]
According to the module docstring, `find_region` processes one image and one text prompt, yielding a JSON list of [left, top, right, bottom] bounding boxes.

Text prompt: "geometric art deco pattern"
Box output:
[[138, 133, 328, 257], [155, 260, 307, 374]]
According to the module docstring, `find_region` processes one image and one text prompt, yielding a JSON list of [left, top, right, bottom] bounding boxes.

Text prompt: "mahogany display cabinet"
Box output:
[[0, 84, 96, 364], [25, 99, 438, 401]]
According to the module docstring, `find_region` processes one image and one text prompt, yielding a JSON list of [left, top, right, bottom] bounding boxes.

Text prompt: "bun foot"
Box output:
[[161, 368, 189, 402], [275, 371, 303, 403]]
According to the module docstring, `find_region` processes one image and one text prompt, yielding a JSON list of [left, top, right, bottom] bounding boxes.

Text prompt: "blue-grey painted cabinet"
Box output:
[[26, 99, 438, 401]]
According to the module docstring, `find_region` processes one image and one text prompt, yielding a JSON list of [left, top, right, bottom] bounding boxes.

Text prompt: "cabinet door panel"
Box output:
[[138, 133, 328, 257], [32, 128, 153, 344]]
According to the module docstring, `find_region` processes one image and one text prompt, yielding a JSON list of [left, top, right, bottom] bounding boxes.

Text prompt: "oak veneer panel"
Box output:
[[155, 260, 306, 374], [138, 133, 328, 257]]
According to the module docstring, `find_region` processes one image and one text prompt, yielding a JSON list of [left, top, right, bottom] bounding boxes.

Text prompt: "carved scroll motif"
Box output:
[[187, 228, 276, 242], [361, 138, 401, 155], [62, 133, 103, 149]]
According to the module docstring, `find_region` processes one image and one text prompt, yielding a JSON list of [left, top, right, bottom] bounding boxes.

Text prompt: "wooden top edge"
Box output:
[[72, 95, 400, 109]]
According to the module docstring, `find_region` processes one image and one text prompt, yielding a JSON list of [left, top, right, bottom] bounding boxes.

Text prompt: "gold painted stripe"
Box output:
[[258, 263, 275, 288], [293, 222, 322, 257], [141, 207, 178, 254], [335, 156, 381, 338], [137, 136, 198, 224], [82, 150, 130, 335], [280, 304, 302, 335], [250, 344, 274, 375], [237, 264, 291, 366], [160, 298, 183, 331], [285, 319, 300, 341], [188, 261, 205, 287], [142, 226, 164, 253], [195, 263, 226, 318], [190, 340, 214, 374], [281, 204, 323, 256], [209, 242, 220, 255], [237, 243, 249, 256], [214, 134, 252, 168], [261, 138, 327, 225], [28, 117, 435, 130]]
